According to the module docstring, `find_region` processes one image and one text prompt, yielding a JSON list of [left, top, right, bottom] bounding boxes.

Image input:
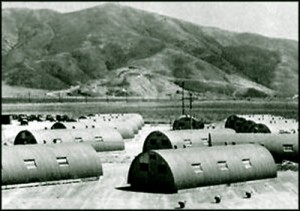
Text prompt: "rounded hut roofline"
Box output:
[[128, 144, 277, 193], [150, 144, 275, 161], [14, 128, 124, 146], [2, 142, 103, 186], [143, 129, 236, 152], [175, 114, 199, 121]]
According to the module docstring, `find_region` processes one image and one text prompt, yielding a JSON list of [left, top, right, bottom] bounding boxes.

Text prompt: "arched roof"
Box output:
[[2, 143, 103, 186], [172, 115, 203, 130], [210, 133, 298, 163], [14, 128, 124, 152], [143, 129, 236, 152], [51, 122, 93, 129], [128, 144, 277, 193], [78, 119, 135, 139]]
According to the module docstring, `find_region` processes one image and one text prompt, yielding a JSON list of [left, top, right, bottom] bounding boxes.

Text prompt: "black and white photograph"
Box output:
[[1, 1, 298, 209]]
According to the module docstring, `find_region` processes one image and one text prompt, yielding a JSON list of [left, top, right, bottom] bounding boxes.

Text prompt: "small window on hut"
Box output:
[[184, 139, 192, 147], [191, 163, 203, 173], [217, 161, 229, 171], [95, 136, 103, 142], [53, 138, 62, 144], [283, 144, 293, 152], [140, 163, 149, 172], [242, 159, 252, 169], [158, 164, 167, 174], [24, 159, 37, 169], [56, 157, 69, 167], [75, 137, 83, 142], [201, 138, 209, 146]]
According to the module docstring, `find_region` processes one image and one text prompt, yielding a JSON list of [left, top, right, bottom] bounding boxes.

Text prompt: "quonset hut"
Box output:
[[225, 115, 271, 133], [142, 129, 235, 152], [51, 122, 96, 129], [14, 128, 124, 152], [172, 115, 204, 130], [210, 133, 298, 163], [78, 119, 135, 139], [2, 143, 103, 186], [128, 145, 277, 193]]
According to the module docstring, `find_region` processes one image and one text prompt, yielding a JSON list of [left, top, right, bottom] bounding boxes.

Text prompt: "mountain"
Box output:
[[2, 3, 298, 98]]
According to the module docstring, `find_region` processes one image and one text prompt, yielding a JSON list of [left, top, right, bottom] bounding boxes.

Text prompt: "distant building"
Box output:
[[172, 115, 204, 130], [13, 128, 124, 152]]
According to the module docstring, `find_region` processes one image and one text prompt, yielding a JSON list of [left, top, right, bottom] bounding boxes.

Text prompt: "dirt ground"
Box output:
[[1, 124, 299, 209]]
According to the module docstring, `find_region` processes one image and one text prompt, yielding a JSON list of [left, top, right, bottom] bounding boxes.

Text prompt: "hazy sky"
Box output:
[[2, 1, 298, 41]]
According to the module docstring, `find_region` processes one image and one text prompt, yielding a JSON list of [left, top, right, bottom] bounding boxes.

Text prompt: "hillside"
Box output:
[[1, 3, 298, 98]]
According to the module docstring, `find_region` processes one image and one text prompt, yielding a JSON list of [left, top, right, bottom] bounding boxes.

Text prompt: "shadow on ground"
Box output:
[[115, 185, 175, 194]]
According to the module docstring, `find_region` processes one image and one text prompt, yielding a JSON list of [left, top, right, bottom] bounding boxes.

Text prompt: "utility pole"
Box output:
[[189, 92, 193, 129], [181, 81, 185, 115], [28, 92, 31, 103]]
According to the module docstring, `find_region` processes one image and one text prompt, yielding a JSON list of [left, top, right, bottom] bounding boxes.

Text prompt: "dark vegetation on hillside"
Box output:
[[1, 3, 298, 97], [222, 46, 281, 88]]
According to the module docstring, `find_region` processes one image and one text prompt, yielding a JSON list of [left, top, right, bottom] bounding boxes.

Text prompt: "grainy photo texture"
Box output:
[[1, 1, 298, 209]]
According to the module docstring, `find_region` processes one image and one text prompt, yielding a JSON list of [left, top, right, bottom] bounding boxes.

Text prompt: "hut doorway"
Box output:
[[14, 130, 38, 145]]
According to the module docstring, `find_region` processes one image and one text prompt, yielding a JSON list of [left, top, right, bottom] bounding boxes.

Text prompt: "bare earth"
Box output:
[[1, 124, 298, 209]]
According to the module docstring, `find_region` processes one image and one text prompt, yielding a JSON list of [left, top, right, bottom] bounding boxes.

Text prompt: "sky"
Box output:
[[1, 1, 298, 41]]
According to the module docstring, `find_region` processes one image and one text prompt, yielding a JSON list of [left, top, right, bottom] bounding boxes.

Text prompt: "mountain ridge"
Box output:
[[2, 3, 298, 98]]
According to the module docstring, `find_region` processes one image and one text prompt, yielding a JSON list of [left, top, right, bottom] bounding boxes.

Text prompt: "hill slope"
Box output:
[[2, 3, 298, 97]]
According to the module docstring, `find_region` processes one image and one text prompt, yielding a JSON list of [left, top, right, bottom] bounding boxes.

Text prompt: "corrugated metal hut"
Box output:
[[51, 122, 96, 129], [2, 143, 103, 186], [129, 113, 144, 128], [128, 144, 277, 193], [2, 122, 59, 145], [124, 113, 144, 129], [119, 119, 139, 134], [237, 114, 298, 134], [210, 133, 298, 163], [142, 129, 235, 152], [52, 120, 135, 138], [13, 128, 124, 152], [109, 122, 135, 138], [78, 118, 135, 139], [225, 115, 271, 133], [172, 115, 204, 130]]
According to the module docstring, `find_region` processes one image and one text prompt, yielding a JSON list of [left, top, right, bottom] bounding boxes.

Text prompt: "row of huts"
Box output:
[[2, 113, 144, 187], [127, 123, 298, 193], [2, 113, 144, 145], [173, 114, 298, 134]]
